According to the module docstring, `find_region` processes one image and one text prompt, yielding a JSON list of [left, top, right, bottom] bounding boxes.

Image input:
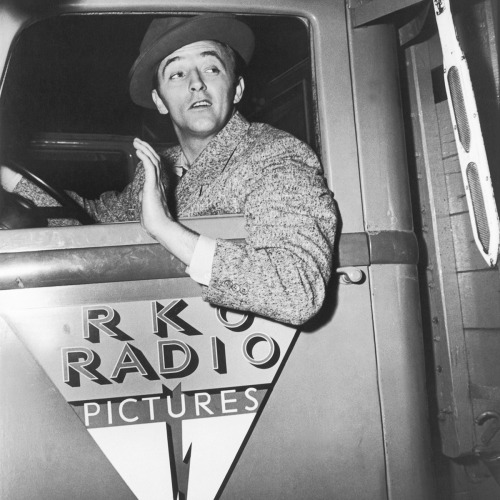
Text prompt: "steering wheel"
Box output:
[[9, 160, 95, 225]]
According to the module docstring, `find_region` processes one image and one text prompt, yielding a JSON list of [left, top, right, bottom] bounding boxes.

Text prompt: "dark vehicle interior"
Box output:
[[0, 14, 313, 227]]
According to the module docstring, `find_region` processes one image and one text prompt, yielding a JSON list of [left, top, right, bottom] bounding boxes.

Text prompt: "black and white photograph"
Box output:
[[0, 0, 499, 499]]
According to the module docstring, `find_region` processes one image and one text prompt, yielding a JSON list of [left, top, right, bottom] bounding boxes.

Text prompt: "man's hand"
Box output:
[[134, 137, 172, 237], [0, 165, 23, 192], [134, 137, 199, 266]]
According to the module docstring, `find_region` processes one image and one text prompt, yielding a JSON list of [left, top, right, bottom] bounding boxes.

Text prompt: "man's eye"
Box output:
[[205, 66, 220, 74], [169, 71, 184, 80]]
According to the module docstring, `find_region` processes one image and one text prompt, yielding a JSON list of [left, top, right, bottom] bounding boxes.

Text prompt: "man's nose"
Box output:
[[189, 70, 207, 92]]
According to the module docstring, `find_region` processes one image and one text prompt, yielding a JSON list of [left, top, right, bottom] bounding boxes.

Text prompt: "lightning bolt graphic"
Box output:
[[166, 383, 192, 500]]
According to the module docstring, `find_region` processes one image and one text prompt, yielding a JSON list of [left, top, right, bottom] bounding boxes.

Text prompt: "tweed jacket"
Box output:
[[15, 112, 337, 325]]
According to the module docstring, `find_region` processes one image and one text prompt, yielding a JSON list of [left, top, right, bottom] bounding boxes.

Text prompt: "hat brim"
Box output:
[[129, 15, 254, 109]]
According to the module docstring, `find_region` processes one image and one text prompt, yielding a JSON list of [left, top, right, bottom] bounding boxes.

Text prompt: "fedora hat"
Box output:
[[129, 14, 255, 109]]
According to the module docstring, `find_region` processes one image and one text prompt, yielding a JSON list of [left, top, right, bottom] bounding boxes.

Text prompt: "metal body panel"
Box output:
[[369, 264, 434, 500], [0, 216, 247, 252], [1, 269, 389, 500], [220, 272, 388, 500], [0, 316, 136, 500], [348, 19, 414, 233], [347, 15, 434, 498], [0, 1, 435, 499], [0, 277, 201, 310], [0, 318, 134, 500], [0, 267, 391, 500], [0, 225, 420, 290]]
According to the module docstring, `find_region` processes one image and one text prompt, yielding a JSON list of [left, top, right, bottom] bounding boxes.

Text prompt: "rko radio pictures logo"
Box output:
[[16, 297, 299, 499]]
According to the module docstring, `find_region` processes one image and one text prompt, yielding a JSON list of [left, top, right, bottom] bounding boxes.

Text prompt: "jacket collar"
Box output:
[[175, 111, 250, 210]]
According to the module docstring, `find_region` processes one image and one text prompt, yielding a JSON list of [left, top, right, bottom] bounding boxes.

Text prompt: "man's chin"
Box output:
[[185, 119, 225, 138]]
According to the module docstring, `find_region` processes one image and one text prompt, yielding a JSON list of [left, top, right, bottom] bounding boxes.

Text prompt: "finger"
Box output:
[[136, 149, 156, 171], [134, 139, 159, 162], [139, 207, 145, 229], [134, 138, 160, 163], [137, 151, 167, 205], [134, 137, 158, 155], [135, 143, 160, 171], [138, 189, 144, 223], [136, 150, 159, 185], [135, 149, 152, 170], [134, 144, 158, 170]]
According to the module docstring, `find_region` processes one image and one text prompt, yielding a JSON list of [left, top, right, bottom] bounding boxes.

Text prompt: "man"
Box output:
[[1, 14, 337, 325]]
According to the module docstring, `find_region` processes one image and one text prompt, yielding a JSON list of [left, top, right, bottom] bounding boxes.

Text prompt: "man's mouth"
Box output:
[[190, 100, 212, 109]]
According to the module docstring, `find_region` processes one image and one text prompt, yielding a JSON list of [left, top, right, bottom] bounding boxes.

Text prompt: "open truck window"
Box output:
[[0, 14, 313, 228]]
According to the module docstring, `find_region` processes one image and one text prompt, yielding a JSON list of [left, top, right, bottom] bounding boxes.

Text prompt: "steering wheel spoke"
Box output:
[[9, 160, 95, 225]]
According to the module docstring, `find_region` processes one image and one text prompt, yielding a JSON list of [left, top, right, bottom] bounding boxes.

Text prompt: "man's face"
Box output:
[[152, 40, 244, 144]]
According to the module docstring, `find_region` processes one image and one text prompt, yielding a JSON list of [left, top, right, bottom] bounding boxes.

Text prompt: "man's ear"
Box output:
[[233, 77, 245, 105], [152, 90, 169, 115]]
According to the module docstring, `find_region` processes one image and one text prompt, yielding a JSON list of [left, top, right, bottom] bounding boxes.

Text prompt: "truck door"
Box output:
[[0, 1, 435, 499]]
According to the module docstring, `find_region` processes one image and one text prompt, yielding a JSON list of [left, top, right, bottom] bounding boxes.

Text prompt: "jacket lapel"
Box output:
[[175, 112, 250, 215]]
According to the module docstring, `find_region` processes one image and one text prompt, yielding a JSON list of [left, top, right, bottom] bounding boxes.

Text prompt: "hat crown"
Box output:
[[140, 17, 189, 54], [139, 14, 244, 57]]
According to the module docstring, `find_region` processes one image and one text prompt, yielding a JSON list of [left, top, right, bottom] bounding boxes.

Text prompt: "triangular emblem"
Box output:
[[12, 297, 299, 499]]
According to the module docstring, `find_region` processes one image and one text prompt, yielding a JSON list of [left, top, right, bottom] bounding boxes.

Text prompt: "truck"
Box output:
[[0, 0, 499, 498]]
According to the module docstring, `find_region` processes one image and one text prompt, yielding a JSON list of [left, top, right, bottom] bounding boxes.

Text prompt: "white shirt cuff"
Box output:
[[186, 235, 216, 286], [0, 166, 22, 192]]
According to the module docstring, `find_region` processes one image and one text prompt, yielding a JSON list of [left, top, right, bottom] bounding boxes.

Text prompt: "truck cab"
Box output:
[[1, 1, 499, 499]]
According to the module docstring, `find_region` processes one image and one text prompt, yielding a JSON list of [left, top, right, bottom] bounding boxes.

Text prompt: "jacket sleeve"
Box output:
[[201, 144, 337, 325], [13, 166, 146, 224]]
